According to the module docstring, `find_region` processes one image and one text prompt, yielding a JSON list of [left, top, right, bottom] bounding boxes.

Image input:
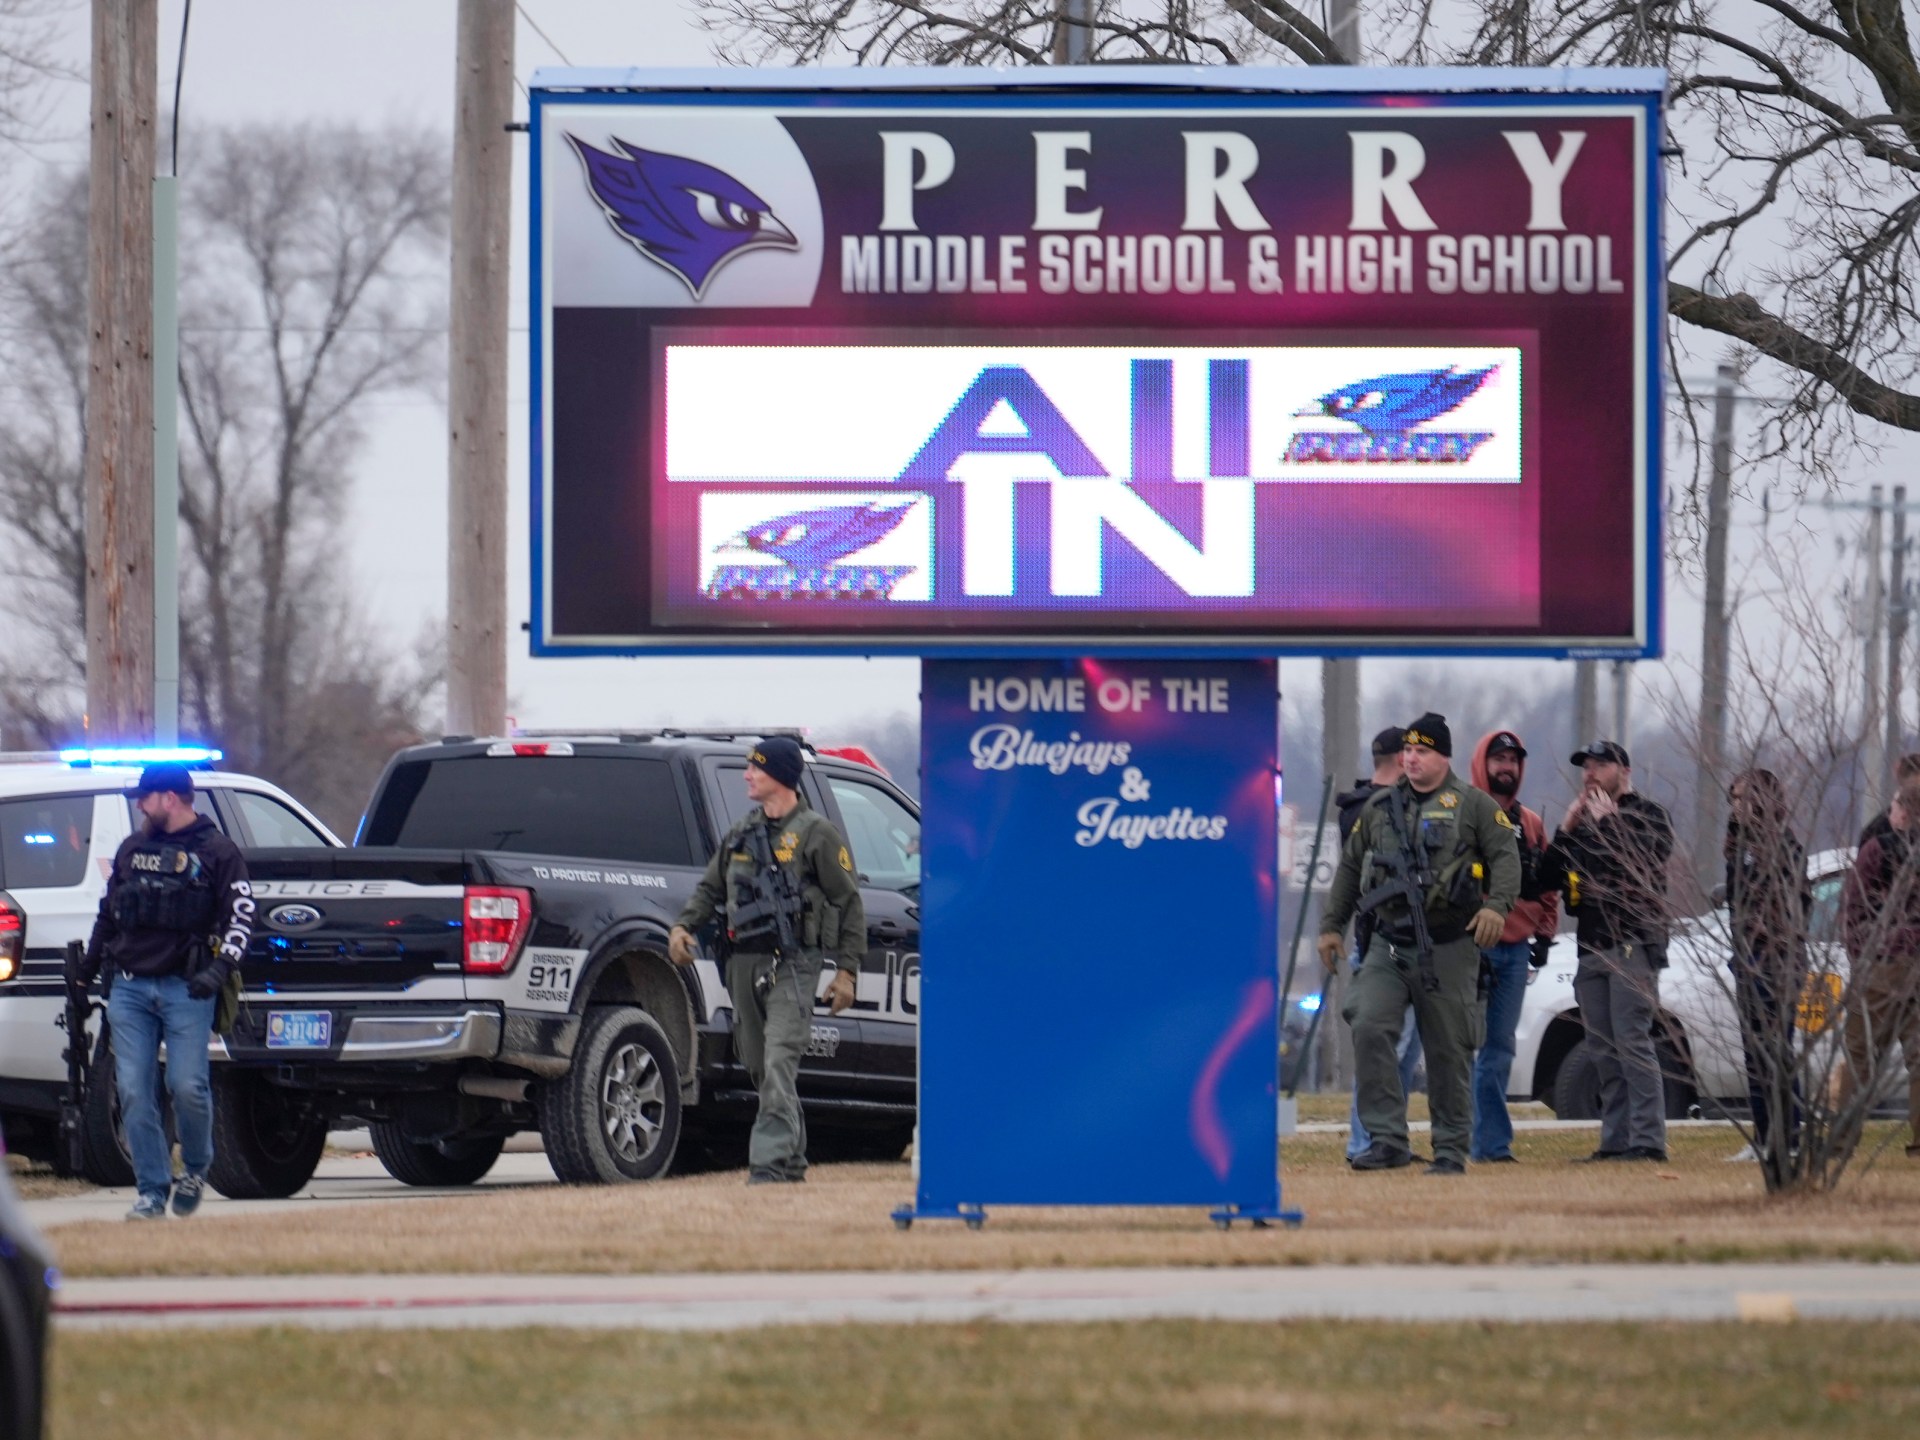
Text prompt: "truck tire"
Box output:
[[1550, 1039, 1602, 1120], [1551, 1036, 1697, 1122], [79, 1030, 159, 1189], [206, 1069, 327, 1199], [368, 1124, 506, 1187], [540, 1006, 681, 1184]]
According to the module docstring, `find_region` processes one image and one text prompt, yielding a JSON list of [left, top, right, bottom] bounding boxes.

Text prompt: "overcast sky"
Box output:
[[25, 2, 1920, 751]]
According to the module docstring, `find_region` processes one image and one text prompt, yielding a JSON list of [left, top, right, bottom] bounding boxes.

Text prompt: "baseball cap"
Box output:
[[1487, 731, 1528, 759], [1369, 726, 1405, 761], [1568, 740, 1630, 768], [128, 762, 195, 797]]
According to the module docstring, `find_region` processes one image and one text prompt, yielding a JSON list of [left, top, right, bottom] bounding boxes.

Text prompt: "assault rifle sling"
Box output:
[[1353, 786, 1442, 995]]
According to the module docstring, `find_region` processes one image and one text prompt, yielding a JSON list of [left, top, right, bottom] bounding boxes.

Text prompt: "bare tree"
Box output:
[[0, 124, 451, 832], [700, 0, 1352, 67], [698, 0, 1920, 475]]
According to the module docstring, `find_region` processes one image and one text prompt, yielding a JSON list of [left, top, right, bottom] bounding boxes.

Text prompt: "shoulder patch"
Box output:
[[1494, 809, 1515, 828], [839, 845, 853, 872]]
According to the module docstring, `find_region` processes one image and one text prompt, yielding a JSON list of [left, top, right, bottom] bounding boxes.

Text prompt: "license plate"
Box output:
[[265, 1010, 332, 1049]]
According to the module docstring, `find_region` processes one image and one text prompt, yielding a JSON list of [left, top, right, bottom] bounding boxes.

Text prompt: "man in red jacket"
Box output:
[[1467, 730, 1561, 1163], [1841, 778, 1920, 1158]]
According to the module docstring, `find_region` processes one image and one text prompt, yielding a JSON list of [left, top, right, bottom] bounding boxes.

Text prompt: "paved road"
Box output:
[[52, 1263, 1920, 1331]]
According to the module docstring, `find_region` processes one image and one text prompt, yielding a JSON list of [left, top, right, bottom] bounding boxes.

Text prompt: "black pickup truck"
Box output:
[[205, 733, 921, 1196]]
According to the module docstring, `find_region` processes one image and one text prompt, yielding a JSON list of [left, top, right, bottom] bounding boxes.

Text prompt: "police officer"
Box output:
[[668, 736, 866, 1185], [1316, 714, 1520, 1175], [70, 763, 254, 1220]]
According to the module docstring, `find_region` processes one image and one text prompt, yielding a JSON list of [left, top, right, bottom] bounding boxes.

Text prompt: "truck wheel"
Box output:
[[206, 1069, 327, 1199], [79, 1031, 161, 1189], [539, 1006, 681, 1184], [368, 1124, 505, 1187], [1658, 1034, 1697, 1120], [1550, 1039, 1602, 1120]]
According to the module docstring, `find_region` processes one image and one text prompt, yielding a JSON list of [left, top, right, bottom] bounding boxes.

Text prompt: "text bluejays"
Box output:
[[842, 129, 1623, 298]]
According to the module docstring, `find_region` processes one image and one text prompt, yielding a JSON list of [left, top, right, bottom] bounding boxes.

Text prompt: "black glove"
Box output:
[[65, 945, 97, 990], [187, 964, 225, 1001], [1529, 936, 1554, 969]]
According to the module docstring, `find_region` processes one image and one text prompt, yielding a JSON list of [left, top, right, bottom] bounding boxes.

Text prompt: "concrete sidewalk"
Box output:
[[51, 1263, 1920, 1331]]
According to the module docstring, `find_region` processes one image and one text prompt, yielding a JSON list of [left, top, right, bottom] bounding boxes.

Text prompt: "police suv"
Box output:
[[0, 749, 340, 1180], [204, 732, 920, 1195]]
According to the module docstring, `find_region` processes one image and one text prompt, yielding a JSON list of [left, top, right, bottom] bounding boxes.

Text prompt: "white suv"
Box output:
[[0, 750, 339, 1176], [1510, 850, 1869, 1118]]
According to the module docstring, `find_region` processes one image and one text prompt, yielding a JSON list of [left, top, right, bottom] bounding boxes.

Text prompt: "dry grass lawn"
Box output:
[[48, 1126, 1920, 1278], [48, 1319, 1920, 1439]]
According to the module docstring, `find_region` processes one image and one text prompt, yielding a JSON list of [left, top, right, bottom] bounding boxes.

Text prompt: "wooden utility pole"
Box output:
[[1692, 362, 1737, 886], [84, 0, 158, 744], [1888, 485, 1908, 769], [445, 0, 514, 738], [1861, 486, 1887, 828]]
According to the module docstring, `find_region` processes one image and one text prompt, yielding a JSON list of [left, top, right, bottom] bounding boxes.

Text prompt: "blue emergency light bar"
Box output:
[[1295, 993, 1323, 1013], [59, 746, 224, 768]]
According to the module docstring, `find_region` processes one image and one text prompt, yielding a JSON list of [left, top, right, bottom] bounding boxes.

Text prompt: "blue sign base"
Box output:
[[906, 658, 1300, 1229], [889, 1201, 1303, 1231]]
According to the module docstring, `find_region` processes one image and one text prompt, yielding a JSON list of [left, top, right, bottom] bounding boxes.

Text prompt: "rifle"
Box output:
[[735, 821, 804, 958], [58, 940, 93, 1176], [1354, 787, 1441, 995]]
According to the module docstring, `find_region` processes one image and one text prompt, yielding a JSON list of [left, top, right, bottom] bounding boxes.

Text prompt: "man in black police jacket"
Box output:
[[1542, 741, 1675, 1163], [71, 764, 254, 1220]]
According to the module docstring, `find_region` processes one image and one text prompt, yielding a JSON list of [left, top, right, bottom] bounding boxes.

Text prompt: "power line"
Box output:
[[515, 3, 572, 65]]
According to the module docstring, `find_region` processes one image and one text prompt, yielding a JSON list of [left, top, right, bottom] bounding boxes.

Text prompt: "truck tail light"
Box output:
[[0, 892, 22, 982], [462, 887, 533, 974]]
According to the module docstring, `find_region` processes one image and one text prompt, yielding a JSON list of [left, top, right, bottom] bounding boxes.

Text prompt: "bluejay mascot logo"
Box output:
[[568, 136, 798, 299], [1287, 365, 1498, 463], [706, 501, 921, 601]]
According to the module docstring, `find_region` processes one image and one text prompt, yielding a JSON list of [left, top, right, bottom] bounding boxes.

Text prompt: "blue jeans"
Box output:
[[1471, 940, 1532, 1160], [1347, 1001, 1423, 1159], [107, 973, 216, 1203]]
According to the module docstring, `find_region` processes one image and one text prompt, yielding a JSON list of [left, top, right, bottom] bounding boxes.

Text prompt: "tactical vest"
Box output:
[[109, 838, 216, 935], [1361, 787, 1487, 941], [721, 812, 841, 955]]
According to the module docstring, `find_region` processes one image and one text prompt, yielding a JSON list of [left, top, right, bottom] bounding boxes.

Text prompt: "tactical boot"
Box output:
[[1348, 1142, 1413, 1171]]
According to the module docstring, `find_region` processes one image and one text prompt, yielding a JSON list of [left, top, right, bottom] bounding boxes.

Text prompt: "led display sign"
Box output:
[[531, 67, 1665, 656]]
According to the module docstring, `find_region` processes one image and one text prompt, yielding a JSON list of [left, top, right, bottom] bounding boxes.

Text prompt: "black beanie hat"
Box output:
[[748, 735, 806, 790], [1402, 712, 1452, 757]]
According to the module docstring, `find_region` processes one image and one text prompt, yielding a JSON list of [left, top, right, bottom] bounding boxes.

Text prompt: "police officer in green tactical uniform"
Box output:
[[668, 736, 866, 1185], [1316, 714, 1521, 1175]]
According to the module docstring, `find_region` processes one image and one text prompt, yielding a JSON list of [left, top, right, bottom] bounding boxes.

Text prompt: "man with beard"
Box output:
[[1543, 741, 1675, 1163], [1318, 714, 1520, 1175], [1467, 731, 1560, 1163]]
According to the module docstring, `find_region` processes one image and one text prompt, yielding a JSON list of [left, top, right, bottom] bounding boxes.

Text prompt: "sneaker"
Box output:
[[1571, 1149, 1625, 1164], [125, 1193, 168, 1221], [1348, 1142, 1413, 1171], [1424, 1158, 1466, 1176], [171, 1172, 207, 1217], [1724, 1143, 1758, 1164]]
